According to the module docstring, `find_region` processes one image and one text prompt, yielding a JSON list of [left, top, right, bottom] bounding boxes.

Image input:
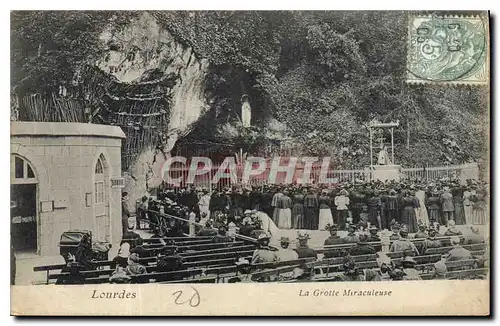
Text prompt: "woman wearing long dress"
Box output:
[[292, 191, 305, 229], [277, 192, 292, 229], [414, 187, 430, 226], [303, 190, 319, 230], [400, 192, 419, 233], [463, 188, 475, 225], [271, 190, 284, 225], [318, 191, 334, 230], [451, 185, 466, 225], [385, 189, 400, 225], [472, 191, 487, 225]]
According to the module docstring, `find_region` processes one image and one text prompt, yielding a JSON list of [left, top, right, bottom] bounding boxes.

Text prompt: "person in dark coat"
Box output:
[[385, 189, 400, 225], [421, 228, 442, 255], [389, 222, 401, 240], [156, 247, 184, 281], [231, 190, 245, 220], [342, 224, 360, 244], [75, 233, 95, 270], [350, 188, 366, 225], [122, 192, 131, 236], [367, 226, 381, 242], [211, 225, 233, 243], [367, 191, 382, 230], [129, 238, 150, 258], [426, 190, 441, 224], [294, 233, 317, 259], [324, 224, 343, 246], [303, 189, 319, 230], [179, 187, 198, 211], [249, 189, 261, 211], [136, 196, 148, 230], [334, 255, 363, 282], [259, 186, 274, 219], [323, 224, 343, 259], [349, 234, 376, 256], [209, 190, 224, 219], [440, 187, 454, 225], [414, 224, 428, 239], [451, 183, 466, 225]]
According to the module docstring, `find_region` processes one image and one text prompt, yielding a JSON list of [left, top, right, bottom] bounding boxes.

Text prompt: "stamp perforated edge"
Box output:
[[405, 13, 490, 86]]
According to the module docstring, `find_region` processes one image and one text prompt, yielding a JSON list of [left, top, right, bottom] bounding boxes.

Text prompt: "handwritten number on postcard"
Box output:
[[172, 287, 200, 307]]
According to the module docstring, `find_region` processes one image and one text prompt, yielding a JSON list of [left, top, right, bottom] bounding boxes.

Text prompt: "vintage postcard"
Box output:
[[10, 10, 490, 316]]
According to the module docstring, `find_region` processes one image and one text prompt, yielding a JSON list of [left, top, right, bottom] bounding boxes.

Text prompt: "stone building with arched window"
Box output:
[[10, 122, 126, 256]]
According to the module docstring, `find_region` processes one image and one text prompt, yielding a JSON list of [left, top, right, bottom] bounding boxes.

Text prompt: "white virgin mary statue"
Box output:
[[241, 94, 251, 128], [377, 145, 391, 165]]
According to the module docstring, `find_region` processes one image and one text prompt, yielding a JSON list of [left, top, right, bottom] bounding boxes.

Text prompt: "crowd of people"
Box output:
[[57, 179, 488, 285], [101, 177, 489, 284], [140, 178, 488, 235]]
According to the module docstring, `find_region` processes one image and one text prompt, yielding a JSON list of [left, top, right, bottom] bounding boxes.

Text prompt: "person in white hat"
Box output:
[[251, 233, 278, 264]]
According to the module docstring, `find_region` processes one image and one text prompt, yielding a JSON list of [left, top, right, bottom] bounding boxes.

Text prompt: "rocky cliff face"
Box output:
[[96, 12, 210, 201]]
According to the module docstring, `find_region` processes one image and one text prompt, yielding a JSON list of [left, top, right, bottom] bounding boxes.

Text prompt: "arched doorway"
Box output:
[[11, 155, 38, 253], [94, 154, 110, 242]]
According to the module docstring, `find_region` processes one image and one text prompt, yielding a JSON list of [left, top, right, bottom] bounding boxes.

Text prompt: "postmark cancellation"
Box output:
[[406, 14, 489, 85]]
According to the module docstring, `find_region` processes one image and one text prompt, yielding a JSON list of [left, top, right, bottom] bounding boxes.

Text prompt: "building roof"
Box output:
[[11, 122, 126, 139]]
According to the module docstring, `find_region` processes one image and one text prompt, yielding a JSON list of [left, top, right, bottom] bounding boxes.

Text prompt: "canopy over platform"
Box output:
[[368, 120, 400, 129]]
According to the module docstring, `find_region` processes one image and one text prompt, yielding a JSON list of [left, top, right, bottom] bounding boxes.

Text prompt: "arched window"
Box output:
[[94, 156, 105, 204], [95, 158, 103, 174], [12, 155, 37, 182]]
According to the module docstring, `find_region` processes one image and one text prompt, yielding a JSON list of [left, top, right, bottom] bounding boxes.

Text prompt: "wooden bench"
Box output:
[[143, 236, 214, 243], [181, 250, 255, 262], [178, 245, 255, 256], [421, 267, 489, 280], [33, 260, 117, 284], [444, 268, 488, 279], [46, 249, 252, 284], [425, 244, 486, 255], [251, 265, 302, 279], [139, 241, 246, 258], [158, 276, 218, 284], [143, 239, 214, 247], [417, 259, 479, 276], [317, 243, 383, 255], [251, 258, 316, 270]]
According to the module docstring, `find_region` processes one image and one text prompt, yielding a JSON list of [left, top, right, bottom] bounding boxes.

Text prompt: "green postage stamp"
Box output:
[[407, 14, 489, 84]]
